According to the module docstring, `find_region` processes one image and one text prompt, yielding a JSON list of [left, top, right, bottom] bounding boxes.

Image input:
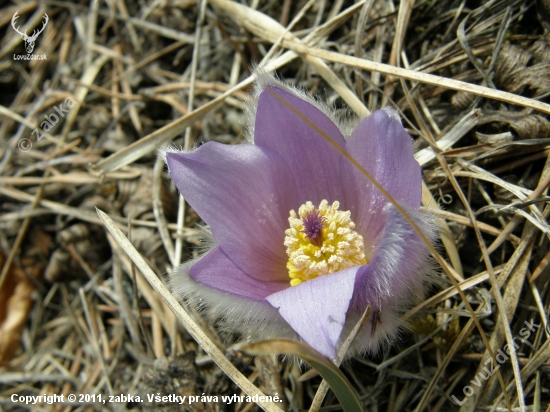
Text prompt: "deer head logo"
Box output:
[[11, 11, 49, 54]]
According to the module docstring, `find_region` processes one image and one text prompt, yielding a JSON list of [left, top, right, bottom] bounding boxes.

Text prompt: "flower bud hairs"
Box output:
[[161, 71, 437, 360]]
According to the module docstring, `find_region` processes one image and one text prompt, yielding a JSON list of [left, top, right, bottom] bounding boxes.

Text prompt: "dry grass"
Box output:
[[1, 0, 550, 411]]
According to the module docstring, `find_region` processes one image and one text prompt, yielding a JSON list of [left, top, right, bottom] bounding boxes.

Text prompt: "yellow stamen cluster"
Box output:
[[284, 200, 367, 286]]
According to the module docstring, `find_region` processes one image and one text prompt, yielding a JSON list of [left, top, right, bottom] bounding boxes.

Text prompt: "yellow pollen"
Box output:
[[284, 200, 367, 286]]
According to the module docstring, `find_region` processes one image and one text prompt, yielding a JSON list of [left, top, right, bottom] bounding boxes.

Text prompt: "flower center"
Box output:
[[284, 200, 367, 286]]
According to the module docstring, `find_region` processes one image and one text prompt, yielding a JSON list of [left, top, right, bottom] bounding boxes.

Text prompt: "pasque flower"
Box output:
[[163, 74, 436, 359]]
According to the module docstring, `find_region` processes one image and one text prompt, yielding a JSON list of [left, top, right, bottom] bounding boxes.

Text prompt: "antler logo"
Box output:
[[11, 11, 49, 54]]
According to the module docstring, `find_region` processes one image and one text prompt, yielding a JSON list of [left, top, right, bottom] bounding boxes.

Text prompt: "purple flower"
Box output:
[[163, 74, 436, 359]]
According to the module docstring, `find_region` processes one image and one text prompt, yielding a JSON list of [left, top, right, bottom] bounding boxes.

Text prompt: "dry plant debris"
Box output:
[[1, 0, 550, 410]]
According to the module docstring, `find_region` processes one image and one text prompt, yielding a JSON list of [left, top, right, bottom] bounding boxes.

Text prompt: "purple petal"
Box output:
[[190, 247, 288, 300], [254, 86, 348, 205], [343, 109, 422, 256], [352, 206, 432, 311], [166, 142, 297, 281], [266, 267, 360, 358]]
